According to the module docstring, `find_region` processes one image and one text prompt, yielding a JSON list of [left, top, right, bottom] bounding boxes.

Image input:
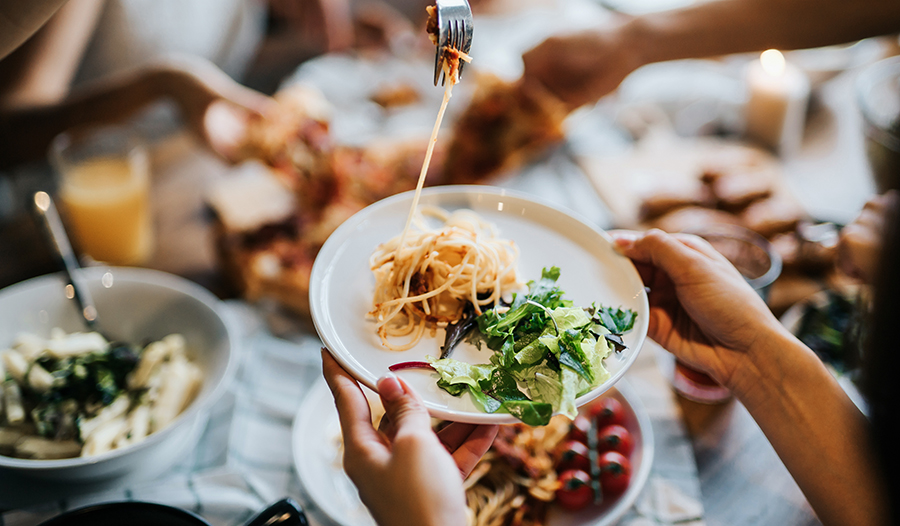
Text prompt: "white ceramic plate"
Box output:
[[309, 186, 649, 424], [291, 377, 654, 526]]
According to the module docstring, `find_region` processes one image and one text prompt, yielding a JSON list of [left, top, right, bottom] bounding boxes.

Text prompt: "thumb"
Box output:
[[376, 373, 432, 438]]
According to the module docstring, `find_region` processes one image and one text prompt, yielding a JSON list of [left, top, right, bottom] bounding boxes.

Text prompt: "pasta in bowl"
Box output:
[[1, 330, 202, 460], [0, 267, 235, 481]]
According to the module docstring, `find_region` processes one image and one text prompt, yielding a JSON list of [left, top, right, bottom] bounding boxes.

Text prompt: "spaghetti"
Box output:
[[369, 12, 483, 351], [370, 207, 522, 351], [463, 416, 569, 526]]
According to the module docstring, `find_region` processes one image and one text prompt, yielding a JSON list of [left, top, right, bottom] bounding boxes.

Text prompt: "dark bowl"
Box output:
[[38, 498, 308, 526]]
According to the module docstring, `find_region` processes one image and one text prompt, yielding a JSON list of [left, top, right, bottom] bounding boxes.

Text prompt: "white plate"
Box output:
[[291, 377, 654, 526], [309, 186, 649, 424]]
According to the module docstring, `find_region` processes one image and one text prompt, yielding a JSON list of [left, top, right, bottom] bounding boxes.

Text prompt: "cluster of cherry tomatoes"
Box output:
[[553, 396, 635, 511]]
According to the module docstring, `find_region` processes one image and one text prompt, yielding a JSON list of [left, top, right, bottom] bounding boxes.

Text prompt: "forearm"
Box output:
[[0, 0, 68, 59], [0, 68, 168, 169], [624, 0, 900, 67], [732, 328, 887, 526], [0, 0, 105, 108]]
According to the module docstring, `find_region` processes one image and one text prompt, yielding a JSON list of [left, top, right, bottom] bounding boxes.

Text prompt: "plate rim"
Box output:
[[309, 185, 650, 424]]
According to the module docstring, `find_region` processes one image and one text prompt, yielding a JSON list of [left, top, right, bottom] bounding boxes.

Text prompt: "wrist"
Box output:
[[612, 15, 652, 74], [727, 325, 826, 409]]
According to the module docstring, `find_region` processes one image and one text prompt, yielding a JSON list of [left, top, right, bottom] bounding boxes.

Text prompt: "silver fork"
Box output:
[[433, 0, 474, 86]]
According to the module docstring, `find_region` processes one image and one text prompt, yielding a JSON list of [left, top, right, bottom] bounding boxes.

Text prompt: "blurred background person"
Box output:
[[0, 0, 356, 168], [522, 0, 900, 111]]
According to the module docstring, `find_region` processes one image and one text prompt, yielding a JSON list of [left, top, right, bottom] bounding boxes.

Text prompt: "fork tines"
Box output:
[[433, 0, 474, 86]]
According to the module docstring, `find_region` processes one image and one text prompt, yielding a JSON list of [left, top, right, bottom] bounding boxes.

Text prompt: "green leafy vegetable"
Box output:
[[594, 306, 637, 335], [418, 268, 638, 426], [503, 401, 553, 426]]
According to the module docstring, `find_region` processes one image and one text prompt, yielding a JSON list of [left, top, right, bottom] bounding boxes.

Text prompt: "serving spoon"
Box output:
[[33, 191, 103, 335]]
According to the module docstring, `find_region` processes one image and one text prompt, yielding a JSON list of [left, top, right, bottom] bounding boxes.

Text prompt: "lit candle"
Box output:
[[744, 49, 811, 155]]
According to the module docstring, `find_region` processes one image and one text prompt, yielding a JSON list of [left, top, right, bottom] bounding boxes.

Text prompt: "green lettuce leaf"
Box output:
[[595, 306, 637, 334], [428, 358, 494, 389], [558, 367, 583, 419], [551, 307, 592, 332], [502, 400, 553, 426]]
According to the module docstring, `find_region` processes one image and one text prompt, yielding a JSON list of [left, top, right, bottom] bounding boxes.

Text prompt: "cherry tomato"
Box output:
[[555, 469, 594, 510], [566, 415, 591, 444], [596, 424, 634, 456], [598, 451, 632, 495], [554, 440, 591, 472], [589, 397, 625, 428]]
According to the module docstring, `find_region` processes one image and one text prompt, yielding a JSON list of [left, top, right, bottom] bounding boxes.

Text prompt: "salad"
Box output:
[[393, 267, 637, 426]]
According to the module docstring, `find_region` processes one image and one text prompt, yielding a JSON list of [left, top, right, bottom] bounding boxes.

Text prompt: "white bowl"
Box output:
[[0, 267, 236, 481]]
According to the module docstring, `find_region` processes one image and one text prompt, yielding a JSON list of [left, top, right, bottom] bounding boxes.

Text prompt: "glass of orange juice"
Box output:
[[50, 126, 153, 266]]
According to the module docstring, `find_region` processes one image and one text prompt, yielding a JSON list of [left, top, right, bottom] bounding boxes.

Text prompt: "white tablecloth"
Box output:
[[1, 299, 705, 526]]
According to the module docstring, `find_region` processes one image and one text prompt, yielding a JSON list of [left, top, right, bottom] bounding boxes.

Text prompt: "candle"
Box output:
[[744, 49, 811, 155]]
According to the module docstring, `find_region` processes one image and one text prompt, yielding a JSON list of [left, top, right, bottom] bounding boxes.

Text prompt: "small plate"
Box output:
[[291, 377, 654, 526], [309, 186, 649, 424]]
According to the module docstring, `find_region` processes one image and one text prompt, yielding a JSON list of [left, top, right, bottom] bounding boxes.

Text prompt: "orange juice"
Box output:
[[59, 154, 152, 265]]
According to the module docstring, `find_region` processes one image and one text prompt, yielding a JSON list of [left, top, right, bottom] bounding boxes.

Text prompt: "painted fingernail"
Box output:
[[377, 372, 403, 402]]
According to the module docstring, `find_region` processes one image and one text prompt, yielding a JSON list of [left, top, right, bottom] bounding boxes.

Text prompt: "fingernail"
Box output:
[[377, 372, 403, 402], [611, 232, 638, 253]]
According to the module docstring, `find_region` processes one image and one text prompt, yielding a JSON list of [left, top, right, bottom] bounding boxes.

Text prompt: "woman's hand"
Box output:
[[522, 20, 643, 110], [322, 350, 498, 526], [610, 229, 786, 391], [838, 190, 898, 283], [152, 56, 274, 162]]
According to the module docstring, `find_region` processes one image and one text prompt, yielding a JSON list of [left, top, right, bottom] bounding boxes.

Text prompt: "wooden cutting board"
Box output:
[[575, 128, 803, 230]]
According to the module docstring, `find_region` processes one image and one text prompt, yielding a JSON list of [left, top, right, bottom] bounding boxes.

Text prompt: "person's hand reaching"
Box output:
[[322, 350, 498, 526], [610, 229, 789, 393], [522, 20, 643, 110], [152, 56, 274, 162], [838, 190, 899, 283]]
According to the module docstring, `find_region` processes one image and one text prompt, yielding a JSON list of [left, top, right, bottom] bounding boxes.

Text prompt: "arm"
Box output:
[[523, 0, 900, 109], [0, 0, 69, 59], [627, 0, 900, 65], [0, 57, 272, 169], [611, 229, 888, 526], [0, 0, 105, 108]]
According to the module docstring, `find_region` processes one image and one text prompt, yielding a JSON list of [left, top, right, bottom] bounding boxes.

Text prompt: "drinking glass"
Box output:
[[49, 126, 153, 266]]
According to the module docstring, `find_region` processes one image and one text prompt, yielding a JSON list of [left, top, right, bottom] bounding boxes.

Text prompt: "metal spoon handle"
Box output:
[[33, 191, 99, 329]]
